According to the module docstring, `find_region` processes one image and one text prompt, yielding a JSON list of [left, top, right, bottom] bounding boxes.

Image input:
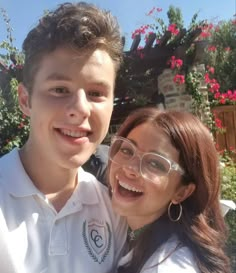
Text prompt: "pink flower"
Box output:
[[204, 73, 211, 84], [214, 92, 221, 99], [156, 8, 162, 12], [168, 24, 179, 35], [131, 25, 149, 39], [219, 98, 226, 104], [147, 7, 155, 16], [208, 45, 217, 52], [168, 56, 183, 69], [209, 82, 220, 93], [200, 31, 211, 39], [18, 122, 25, 129], [215, 118, 223, 128], [173, 74, 185, 84], [175, 59, 183, 68], [207, 66, 215, 74]]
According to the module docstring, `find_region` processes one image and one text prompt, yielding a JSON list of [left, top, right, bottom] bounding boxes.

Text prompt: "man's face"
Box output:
[[19, 47, 115, 169]]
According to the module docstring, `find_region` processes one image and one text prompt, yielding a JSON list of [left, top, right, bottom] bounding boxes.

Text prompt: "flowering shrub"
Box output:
[[0, 8, 29, 156], [131, 5, 188, 50]]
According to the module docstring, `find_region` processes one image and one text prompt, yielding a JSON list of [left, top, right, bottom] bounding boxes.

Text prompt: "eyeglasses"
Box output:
[[109, 136, 185, 183]]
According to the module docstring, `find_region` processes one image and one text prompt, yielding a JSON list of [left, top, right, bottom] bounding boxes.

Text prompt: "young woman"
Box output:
[[108, 107, 231, 273]]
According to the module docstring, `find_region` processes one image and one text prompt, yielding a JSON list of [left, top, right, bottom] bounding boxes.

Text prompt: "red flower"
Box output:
[[168, 24, 179, 35], [18, 122, 25, 129], [200, 31, 211, 39], [205, 73, 211, 84], [208, 45, 217, 52], [219, 98, 226, 104], [209, 82, 220, 93], [168, 56, 183, 69], [131, 25, 149, 39], [207, 66, 215, 74], [215, 118, 223, 128], [227, 90, 232, 96], [214, 92, 221, 99], [175, 59, 183, 68], [173, 74, 185, 84], [147, 7, 155, 16]]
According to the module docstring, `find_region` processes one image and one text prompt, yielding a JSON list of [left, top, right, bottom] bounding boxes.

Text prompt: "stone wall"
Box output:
[[158, 68, 192, 112]]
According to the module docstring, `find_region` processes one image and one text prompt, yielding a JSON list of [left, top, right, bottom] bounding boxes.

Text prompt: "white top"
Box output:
[[0, 148, 127, 273], [220, 199, 236, 216], [118, 236, 200, 273]]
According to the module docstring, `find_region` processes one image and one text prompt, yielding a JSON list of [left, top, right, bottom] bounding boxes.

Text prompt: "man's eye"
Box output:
[[51, 87, 68, 95], [88, 91, 103, 97]]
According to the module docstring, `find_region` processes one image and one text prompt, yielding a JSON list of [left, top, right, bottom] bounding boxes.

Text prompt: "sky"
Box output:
[[0, 0, 236, 52]]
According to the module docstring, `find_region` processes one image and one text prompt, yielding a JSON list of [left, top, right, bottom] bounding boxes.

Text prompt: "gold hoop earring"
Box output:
[[168, 202, 182, 222]]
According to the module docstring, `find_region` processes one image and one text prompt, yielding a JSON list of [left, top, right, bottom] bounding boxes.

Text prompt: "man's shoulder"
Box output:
[[0, 149, 18, 184], [80, 168, 109, 197], [0, 148, 18, 166]]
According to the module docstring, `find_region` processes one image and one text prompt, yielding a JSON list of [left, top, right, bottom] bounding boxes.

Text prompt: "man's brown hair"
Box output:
[[22, 2, 123, 93]]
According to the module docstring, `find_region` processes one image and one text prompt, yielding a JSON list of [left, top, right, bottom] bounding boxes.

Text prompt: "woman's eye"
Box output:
[[148, 160, 166, 172], [120, 147, 133, 156]]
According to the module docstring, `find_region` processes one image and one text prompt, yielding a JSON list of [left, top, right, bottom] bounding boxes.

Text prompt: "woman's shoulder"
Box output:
[[141, 236, 200, 273]]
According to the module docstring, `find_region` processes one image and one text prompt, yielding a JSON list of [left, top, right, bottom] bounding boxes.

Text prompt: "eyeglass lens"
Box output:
[[109, 138, 171, 180]]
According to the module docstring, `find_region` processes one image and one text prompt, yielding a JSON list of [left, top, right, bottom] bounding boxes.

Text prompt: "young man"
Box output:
[[0, 3, 127, 273]]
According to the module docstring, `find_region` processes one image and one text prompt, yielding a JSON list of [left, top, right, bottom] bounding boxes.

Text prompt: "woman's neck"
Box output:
[[127, 213, 161, 231]]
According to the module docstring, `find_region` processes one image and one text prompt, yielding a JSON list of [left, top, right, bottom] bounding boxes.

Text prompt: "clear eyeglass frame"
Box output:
[[109, 136, 185, 183]]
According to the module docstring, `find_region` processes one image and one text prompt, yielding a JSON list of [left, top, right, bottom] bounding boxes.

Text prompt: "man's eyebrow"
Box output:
[[45, 73, 111, 89], [90, 81, 110, 88], [45, 73, 73, 81]]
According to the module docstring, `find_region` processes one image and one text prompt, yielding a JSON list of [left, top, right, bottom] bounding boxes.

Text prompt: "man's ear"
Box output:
[[18, 83, 31, 116], [172, 183, 196, 204]]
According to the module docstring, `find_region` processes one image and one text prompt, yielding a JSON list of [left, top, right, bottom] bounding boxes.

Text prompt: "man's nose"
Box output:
[[66, 89, 90, 120]]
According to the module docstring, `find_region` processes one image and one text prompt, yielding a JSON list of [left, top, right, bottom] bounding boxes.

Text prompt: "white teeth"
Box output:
[[60, 129, 87, 138], [119, 181, 143, 193]]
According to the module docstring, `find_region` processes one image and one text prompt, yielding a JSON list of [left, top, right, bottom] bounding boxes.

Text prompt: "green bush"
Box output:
[[0, 8, 29, 156]]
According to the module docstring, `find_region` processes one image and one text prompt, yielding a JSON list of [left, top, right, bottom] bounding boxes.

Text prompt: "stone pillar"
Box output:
[[158, 68, 192, 111]]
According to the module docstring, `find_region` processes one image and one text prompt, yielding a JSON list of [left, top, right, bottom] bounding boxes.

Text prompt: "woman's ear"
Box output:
[[18, 83, 31, 116], [172, 183, 196, 204]]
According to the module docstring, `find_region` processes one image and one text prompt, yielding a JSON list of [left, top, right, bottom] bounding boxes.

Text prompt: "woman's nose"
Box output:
[[122, 157, 141, 179]]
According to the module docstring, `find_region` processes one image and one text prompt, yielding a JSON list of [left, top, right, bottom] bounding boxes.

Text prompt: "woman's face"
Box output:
[[109, 122, 192, 228]]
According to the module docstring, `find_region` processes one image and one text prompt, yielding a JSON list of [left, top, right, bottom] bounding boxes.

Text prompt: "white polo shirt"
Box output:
[[118, 235, 200, 273], [0, 148, 127, 273]]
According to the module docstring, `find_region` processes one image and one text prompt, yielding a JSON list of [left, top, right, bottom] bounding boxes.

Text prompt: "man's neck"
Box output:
[[19, 145, 78, 212]]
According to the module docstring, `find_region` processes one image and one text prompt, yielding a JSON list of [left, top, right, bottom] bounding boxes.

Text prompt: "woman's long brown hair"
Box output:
[[108, 107, 231, 273]]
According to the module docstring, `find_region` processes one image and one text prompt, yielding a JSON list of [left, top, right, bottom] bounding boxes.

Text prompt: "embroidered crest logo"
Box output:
[[83, 219, 112, 264]]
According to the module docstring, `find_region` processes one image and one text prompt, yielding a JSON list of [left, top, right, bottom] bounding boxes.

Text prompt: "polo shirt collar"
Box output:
[[0, 148, 40, 197], [73, 168, 100, 205], [0, 149, 100, 205]]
